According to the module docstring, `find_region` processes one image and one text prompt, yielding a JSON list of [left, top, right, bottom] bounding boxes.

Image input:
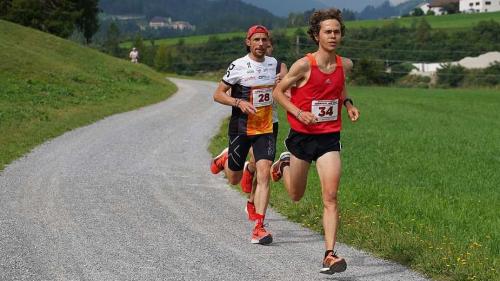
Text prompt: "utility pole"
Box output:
[[296, 35, 300, 57]]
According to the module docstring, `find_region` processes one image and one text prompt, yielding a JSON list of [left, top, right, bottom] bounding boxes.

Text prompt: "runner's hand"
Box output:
[[275, 74, 282, 85], [238, 100, 257, 115], [347, 106, 360, 122], [297, 111, 318, 125]]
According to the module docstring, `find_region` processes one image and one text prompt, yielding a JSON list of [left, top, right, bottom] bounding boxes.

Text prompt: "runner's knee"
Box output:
[[226, 172, 242, 185], [323, 191, 338, 206], [288, 187, 305, 202]]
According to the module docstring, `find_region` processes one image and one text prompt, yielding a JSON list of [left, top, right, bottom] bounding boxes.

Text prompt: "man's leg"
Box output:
[[253, 159, 272, 215], [273, 153, 310, 202], [244, 148, 257, 221], [316, 151, 341, 251], [316, 151, 346, 274], [248, 134, 275, 245], [241, 148, 256, 193], [225, 168, 243, 185], [211, 135, 250, 185], [283, 154, 310, 202], [250, 159, 273, 245]]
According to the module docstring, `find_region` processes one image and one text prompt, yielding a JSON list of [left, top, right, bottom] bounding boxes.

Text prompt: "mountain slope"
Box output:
[[0, 19, 176, 170], [100, 0, 282, 32], [242, 0, 411, 14], [358, 0, 423, 19], [240, 0, 326, 17]]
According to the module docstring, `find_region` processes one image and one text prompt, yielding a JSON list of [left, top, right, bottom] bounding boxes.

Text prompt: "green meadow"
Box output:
[[121, 11, 500, 48], [210, 86, 500, 281], [0, 20, 176, 170], [344, 10, 500, 29]]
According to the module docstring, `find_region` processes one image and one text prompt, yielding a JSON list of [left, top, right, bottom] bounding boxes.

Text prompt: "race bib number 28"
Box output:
[[251, 87, 273, 108], [312, 100, 338, 122]]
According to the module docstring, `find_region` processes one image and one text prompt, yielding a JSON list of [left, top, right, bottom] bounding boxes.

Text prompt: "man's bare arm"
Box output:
[[213, 82, 256, 115], [341, 57, 359, 122], [273, 58, 317, 125]]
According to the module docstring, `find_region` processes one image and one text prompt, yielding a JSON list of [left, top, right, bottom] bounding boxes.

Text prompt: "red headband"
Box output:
[[247, 25, 269, 39]]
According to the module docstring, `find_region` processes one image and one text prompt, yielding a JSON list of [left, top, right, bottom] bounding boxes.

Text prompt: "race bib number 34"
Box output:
[[312, 100, 338, 122], [251, 87, 273, 108]]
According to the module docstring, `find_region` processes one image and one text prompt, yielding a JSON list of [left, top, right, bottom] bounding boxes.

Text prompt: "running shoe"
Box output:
[[251, 216, 272, 245], [320, 251, 347, 274], [210, 147, 228, 174], [245, 201, 257, 221], [240, 161, 254, 193], [270, 152, 290, 182]]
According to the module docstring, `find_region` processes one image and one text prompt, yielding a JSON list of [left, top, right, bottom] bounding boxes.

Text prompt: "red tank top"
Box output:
[[288, 53, 345, 134]]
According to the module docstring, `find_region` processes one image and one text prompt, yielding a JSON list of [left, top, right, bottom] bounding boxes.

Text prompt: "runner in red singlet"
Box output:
[[271, 8, 360, 274]]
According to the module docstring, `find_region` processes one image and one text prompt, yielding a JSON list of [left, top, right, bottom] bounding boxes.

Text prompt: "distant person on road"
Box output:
[[129, 47, 139, 63], [210, 25, 277, 245], [241, 37, 289, 222], [271, 8, 360, 275]]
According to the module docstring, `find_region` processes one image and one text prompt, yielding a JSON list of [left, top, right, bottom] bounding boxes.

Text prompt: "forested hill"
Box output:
[[99, 0, 282, 33]]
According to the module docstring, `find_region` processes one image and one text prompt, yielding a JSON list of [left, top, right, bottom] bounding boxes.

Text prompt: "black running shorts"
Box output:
[[272, 122, 279, 141], [285, 129, 341, 163], [228, 133, 276, 171]]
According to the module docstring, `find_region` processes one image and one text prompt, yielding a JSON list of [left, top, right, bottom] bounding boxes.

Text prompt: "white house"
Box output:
[[149, 17, 195, 30], [460, 0, 500, 13], [416, 2, 432, 14], [411, 51, 500, 76], [170, 21, 195, 31], [149, 17, 172, 29]]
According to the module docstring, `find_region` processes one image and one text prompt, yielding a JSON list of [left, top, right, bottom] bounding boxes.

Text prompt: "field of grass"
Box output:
[[344, 10, 500, 30], [209, 86, 500, 281], [0, 20, 176, 171], [121, 11, 500, 48]]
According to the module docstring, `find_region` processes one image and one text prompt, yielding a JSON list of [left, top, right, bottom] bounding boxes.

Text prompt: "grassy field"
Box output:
[[344, 10, 500, 29], [121, 11, 500, 48], [209, 86, 500, 281], [0, 20, 176, 171]]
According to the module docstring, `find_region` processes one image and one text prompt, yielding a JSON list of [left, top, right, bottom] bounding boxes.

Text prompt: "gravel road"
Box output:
[[0, 78, 430, 281]]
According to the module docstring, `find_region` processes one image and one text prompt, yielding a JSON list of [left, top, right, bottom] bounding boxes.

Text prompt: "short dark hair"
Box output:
[[307, 8, 345, 45]]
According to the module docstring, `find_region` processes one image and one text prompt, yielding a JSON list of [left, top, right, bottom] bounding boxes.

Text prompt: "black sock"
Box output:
[[324, 250, 334, 258]]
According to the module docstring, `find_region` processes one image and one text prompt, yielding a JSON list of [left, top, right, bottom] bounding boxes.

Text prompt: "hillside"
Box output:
[[241, 0, 326, 17], [121, 11, 500, 48], [358, 0, 423, 19], [99, 0, 282, 33], [0, 19, 176, 170]]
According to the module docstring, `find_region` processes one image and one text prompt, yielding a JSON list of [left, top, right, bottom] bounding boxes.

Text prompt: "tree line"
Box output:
[[0, 0, 99, 43], [107, 18, 499, 88]]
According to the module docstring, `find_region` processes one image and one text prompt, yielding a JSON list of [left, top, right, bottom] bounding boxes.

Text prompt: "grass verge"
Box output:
[[209, 86, 500, 281], [0, 20, 176, 170]]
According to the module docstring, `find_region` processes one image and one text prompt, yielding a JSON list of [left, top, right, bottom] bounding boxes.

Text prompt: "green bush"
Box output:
[[396, 75, 431, 88], [437, 63, 466, 87]]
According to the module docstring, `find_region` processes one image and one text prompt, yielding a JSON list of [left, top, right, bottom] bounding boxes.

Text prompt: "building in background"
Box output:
[[411, 51, 500, 76], [149, 17, 195, 31], [460, 0, 500, 13]]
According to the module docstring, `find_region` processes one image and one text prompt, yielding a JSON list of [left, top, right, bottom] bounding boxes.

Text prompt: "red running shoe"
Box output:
[[320, 251, 347, 274], [270, 152, 290, 182], [210, 148, 228, 174], [251, 216, 272, 245]]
